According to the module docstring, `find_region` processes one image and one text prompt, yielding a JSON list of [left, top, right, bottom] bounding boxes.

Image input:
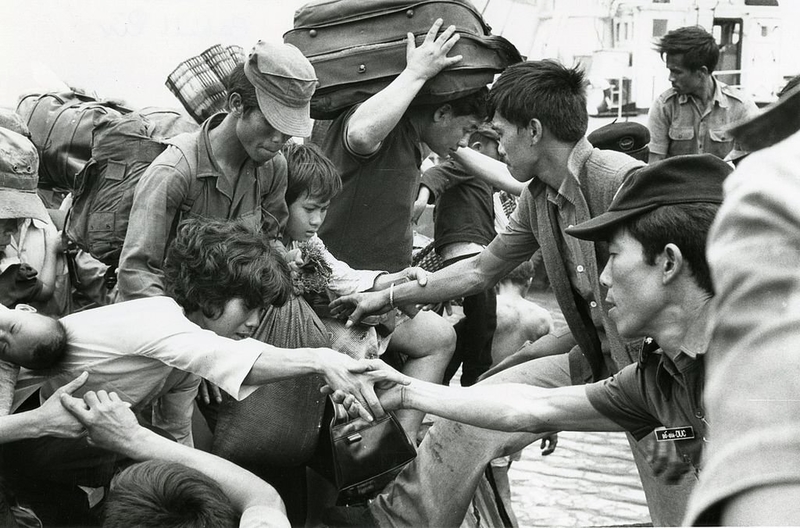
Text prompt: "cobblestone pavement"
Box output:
[[507, 288, 650, 527]]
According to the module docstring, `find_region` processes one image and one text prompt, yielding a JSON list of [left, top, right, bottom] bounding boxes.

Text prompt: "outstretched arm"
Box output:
[[450, 147, 525, 196], [346, 19, 462, 155], [330, 248, 520, 324], [246, 347, 412, 421], [376, 379, 622, 434], [62, 390, 289, 527]]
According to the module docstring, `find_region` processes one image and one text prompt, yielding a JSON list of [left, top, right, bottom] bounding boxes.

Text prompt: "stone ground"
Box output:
[[447, 287, 651, 528]]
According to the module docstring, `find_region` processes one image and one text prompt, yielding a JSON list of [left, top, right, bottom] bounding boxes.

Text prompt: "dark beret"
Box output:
[[587, 121, 650, 162]]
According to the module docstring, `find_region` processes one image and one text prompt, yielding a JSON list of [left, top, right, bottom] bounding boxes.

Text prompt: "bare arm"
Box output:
[[62, 391, 289, 527], [330, 249, 521, 323], [246, 347, 411, 421], [378, 379, 622, 433], [451, 147, 525, 196], [0, 372, 88, 443], [31, 225, 63, 302], [347, 19, 462, 155]]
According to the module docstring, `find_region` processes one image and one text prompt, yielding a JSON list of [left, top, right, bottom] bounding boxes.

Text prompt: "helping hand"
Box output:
[[34, 371, 89, 439], [319, 356, 412, 420], [61, 389, 141, 453], [329, 291, 392, 327], [405, 19, 463, 81]]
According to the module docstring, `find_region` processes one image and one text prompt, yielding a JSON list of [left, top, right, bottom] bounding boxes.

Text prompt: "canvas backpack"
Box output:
[[65, 108, 199, 267]]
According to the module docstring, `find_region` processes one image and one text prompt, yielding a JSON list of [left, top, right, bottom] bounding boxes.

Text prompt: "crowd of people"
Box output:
[[0, 13, 798, 528]]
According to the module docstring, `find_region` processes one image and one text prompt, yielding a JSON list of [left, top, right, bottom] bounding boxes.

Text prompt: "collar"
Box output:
[[196, 113, 239, 201], [677, 78, 728, 109], [544, 137, 592, 206]]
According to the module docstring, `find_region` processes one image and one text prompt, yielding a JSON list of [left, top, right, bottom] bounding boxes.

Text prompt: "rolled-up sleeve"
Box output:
[[647, 94, 672, 156], [258, 154, 289, 239], [585, 365, 661, 440]]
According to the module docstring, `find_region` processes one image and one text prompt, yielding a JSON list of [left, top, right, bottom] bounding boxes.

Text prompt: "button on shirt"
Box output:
[[648, 79, 758, 160]]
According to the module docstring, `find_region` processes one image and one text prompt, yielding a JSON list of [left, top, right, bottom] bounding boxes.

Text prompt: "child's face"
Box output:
[[0, 218, 18, 252], [286, 193, 330, 242]]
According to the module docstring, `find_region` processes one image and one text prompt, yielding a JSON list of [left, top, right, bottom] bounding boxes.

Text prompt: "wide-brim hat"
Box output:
[[566, 154, 732, 241], [244, 40, 317, 137]]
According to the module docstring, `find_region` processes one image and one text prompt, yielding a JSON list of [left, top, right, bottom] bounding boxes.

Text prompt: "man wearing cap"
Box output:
[[118, 40, 317, 300], [327, 61, 715, 527], [648, 26, 757, 164], [0, 127, 68, 315], [335, 154, 730, 526]]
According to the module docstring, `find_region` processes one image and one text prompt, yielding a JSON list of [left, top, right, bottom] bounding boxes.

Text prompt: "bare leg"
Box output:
[[386, 310, 455, 442]]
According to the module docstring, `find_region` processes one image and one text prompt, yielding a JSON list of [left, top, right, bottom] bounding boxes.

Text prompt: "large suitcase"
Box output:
[[284, 0, 521, 119]]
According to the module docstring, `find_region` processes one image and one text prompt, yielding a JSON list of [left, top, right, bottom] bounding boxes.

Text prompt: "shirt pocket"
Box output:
[[707, 128, 734, 158], [667, 126, 696, 156]]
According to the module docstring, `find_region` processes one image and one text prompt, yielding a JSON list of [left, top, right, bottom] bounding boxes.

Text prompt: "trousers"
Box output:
[[369, 353, 697, 527]]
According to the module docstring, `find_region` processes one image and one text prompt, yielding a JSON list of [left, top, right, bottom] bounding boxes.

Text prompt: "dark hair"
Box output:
[[25, 318, 67, 370], [103, 460, 237, 528], [414, 86, 490, 121], [778, 74, 800, 99], [498, 259, 535, 292], [488, 60, 588, 142], [283, 141, 342, 205], [224, 63, 260, 115], [624, 203, 718, 295], [164, 218, 292, 318], [657, 26, 719, 73]]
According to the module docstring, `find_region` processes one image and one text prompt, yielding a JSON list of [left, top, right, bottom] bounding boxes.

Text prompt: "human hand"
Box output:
[[405, 19, 462, 81], [284, 248, 304, 273], [319, 354, 412, 420], [197, 379, 223, 405], [540, 433, 558, 456], [329, 291, 392, 327], [33, 371, 89, 438], [61, 389, 143, 455]]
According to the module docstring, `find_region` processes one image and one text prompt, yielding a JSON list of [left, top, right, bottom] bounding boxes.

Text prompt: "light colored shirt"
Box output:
[[648, 79, 758, 160], [0, 217, 70, 316], [15, 296, 265, 445], [684, 130, 800, 525]]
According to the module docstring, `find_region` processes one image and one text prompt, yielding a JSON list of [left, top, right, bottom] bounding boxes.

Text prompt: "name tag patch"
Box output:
[[654, 426, 695, 442]]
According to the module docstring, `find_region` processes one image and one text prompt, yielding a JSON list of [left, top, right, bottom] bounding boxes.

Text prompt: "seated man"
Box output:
[[3, 218, 405, 526], [61, 389, 289, 528], [330, 154, 731, 526]]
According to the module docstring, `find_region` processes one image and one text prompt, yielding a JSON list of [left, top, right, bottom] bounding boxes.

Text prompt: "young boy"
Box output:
[[281, 141, 438, 440]]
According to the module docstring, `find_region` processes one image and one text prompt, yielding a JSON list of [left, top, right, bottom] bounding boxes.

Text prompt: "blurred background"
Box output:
[[2, 0, 798, 113]]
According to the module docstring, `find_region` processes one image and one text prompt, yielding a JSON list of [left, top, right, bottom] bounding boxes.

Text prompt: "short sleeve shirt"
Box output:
[[585, 345, 707, 470], [318, 105, 423, 272], [648, 80, 759, 159]]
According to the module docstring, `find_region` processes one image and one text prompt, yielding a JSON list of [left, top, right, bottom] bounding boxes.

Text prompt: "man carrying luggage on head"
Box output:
[[315, 19, 495, 442], [118, 40, 317, 300]]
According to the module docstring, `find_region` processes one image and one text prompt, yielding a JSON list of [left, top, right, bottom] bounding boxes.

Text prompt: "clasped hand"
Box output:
[[321, 358, 411, 420]]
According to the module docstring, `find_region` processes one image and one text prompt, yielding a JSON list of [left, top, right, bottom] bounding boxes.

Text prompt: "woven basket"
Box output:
[[165, 44, 244, 124]]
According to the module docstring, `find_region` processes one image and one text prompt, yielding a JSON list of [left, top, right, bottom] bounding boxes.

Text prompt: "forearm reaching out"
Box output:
[[62, 390, 290, 527], [377, 379, 623, 434], [246, 347, 412, 421], [330, 249, 520, 324], [451, 147, 525, 196]]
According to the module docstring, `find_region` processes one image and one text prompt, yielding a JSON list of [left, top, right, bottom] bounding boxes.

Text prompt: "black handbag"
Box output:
[[310, 397, 417, 503]]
